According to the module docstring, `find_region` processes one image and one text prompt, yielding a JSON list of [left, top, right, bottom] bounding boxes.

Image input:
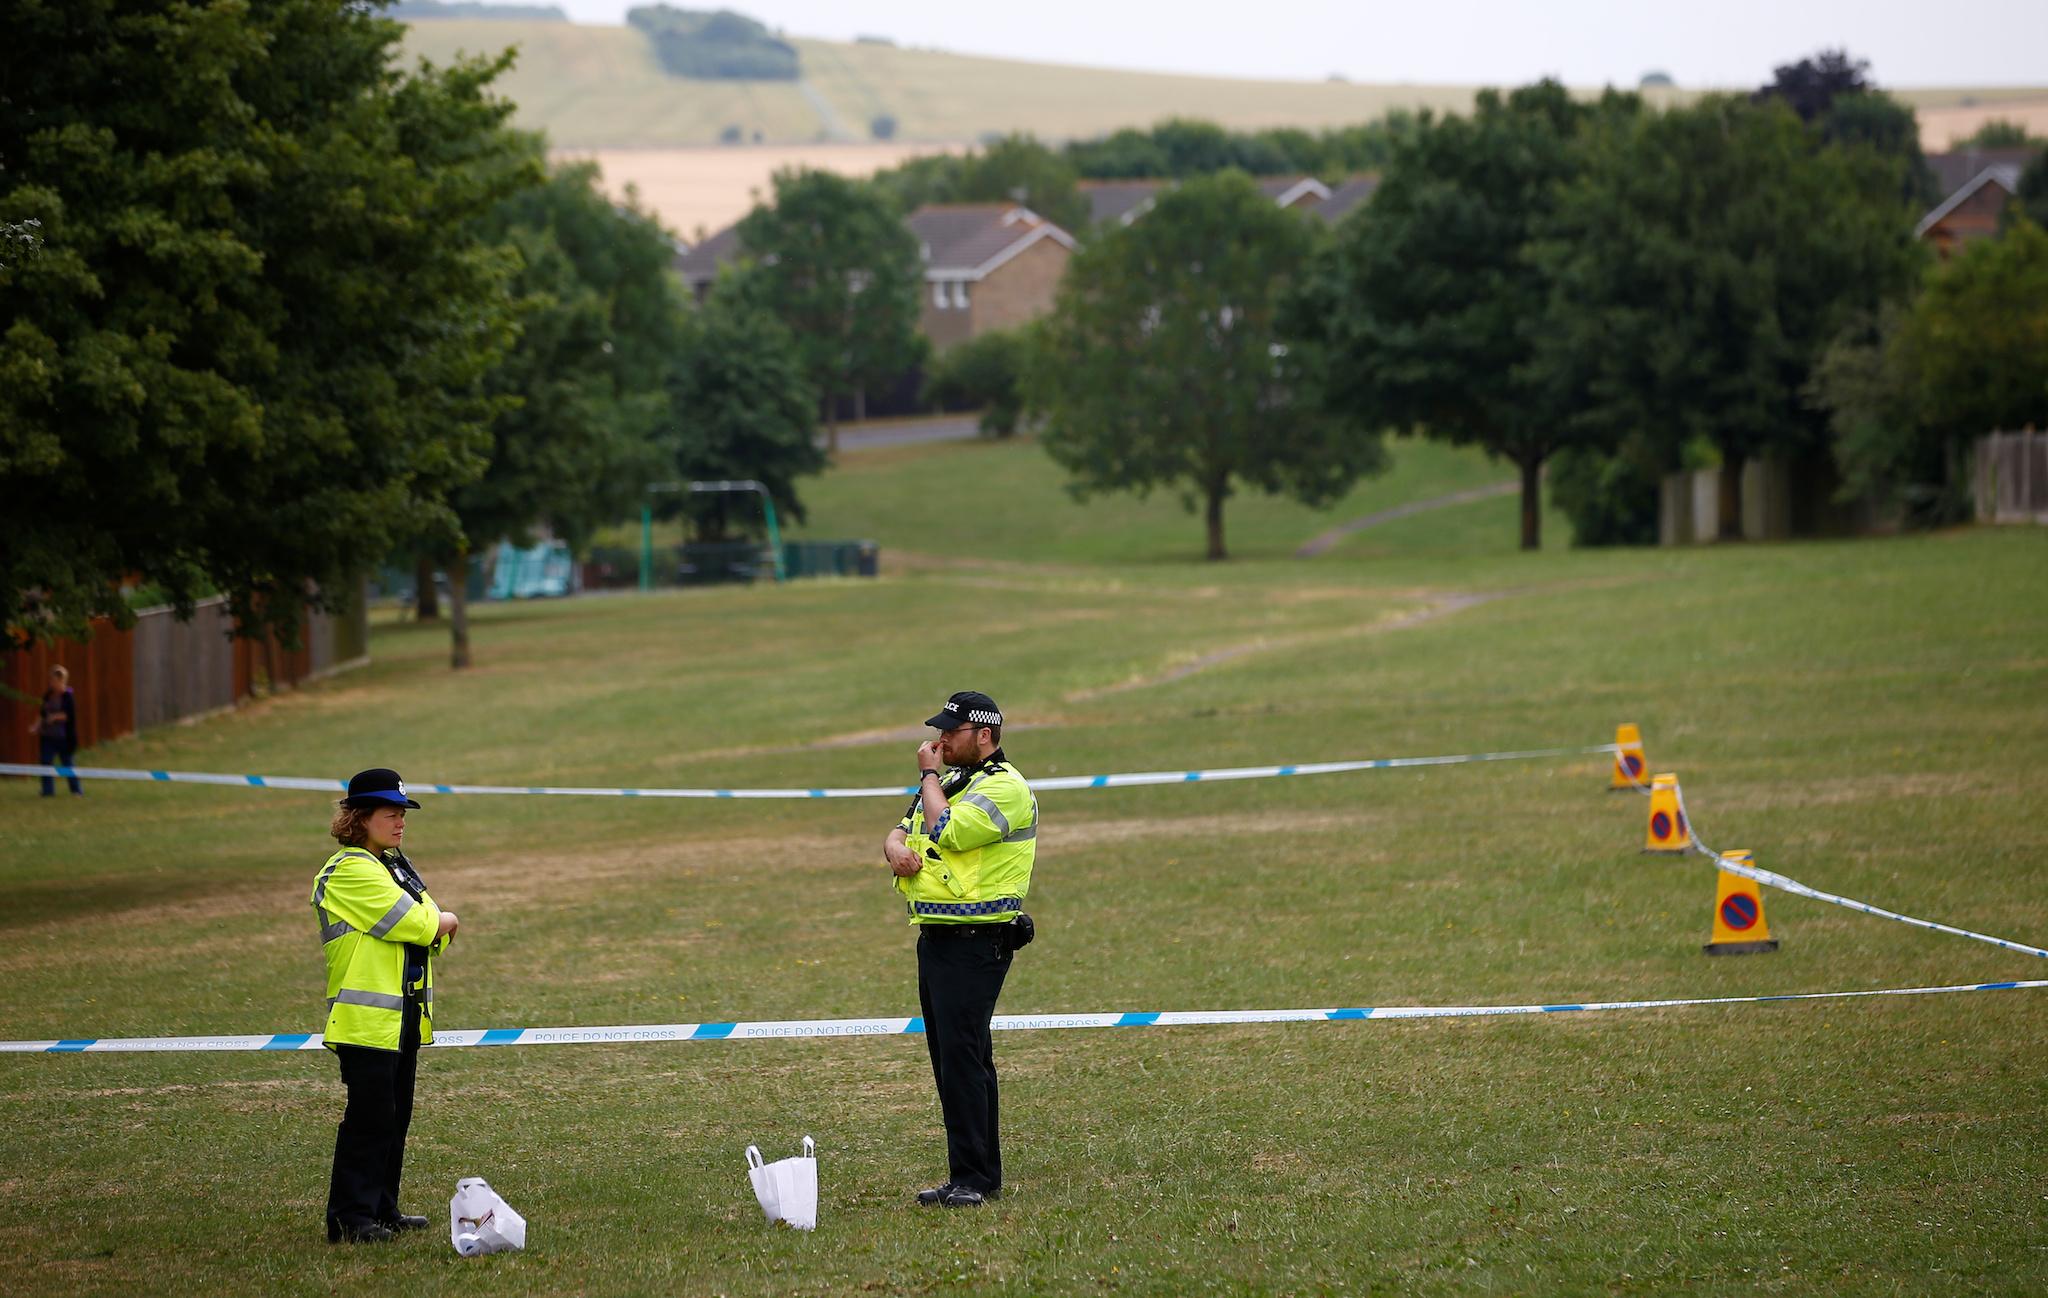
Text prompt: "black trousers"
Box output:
[[325, 1004, 420, 1233], [916, 923, 1013, 1195], [38, 738, 79, 795]]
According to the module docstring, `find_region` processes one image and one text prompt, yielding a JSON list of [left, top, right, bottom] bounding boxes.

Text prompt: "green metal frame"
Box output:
[[640, 480, 785, 590]]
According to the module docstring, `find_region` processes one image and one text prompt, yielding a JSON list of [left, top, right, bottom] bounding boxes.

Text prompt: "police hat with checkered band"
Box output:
[[925, 691, 1003, 731]]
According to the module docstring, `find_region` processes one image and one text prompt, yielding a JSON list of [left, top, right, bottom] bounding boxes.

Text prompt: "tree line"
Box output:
[[8, 12, 2045, 674], [1, 0, 834, 666], [931, 55, 2048, 556]]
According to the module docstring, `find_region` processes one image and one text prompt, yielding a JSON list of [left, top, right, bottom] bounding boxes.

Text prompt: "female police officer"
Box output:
[[314, 768, 458, 1243]]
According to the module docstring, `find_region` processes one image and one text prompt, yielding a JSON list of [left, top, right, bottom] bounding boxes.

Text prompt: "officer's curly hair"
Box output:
[[330, 802, 374, 846]]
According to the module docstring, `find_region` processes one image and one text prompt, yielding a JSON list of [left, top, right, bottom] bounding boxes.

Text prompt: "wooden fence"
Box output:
[[2, 620, 134, 763], [1975, 429, 2048, 523], [3, 583, 367, 766]]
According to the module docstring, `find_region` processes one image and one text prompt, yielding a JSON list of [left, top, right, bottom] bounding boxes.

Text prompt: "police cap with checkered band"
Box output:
[[925, 691, 1003, 731]]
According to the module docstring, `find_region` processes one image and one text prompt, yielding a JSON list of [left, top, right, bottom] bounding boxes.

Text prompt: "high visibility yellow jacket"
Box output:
[[312, 847, 447, 1050], [896, 755, 1036, 924]]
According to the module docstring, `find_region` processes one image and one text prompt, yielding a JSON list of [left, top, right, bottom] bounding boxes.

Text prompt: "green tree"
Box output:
[[1291, 82, 1631, 549], [1532, 95, 1924, 538], [1899, 218, 2048, 460], [1029, 171, 1384, 560], [1, 0, 528, 646], [868, 152, 965, 213], [1806, 306, 1932, 516], [1960, 119, 2039, 149], [2011, 151, 2048, 230], [923, 327, 1032, 437], [428, 154, 686, 666], [869, 136, 1086, 231], [953, 135, 1088, 232], [1065, 127, 1171, 178], [1754, 50, 1936, 206], [668, 281, 826, 540], [1812, 223, 2048, 521], [733, 168, 925, 452]]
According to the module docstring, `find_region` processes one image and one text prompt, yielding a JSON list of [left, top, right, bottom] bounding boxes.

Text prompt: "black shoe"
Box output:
[[939, 1187, 986, 1208], [915, 1183, 957, 1206], [381, 1214, 431, 1232], [329, 1221, 396, 1244]]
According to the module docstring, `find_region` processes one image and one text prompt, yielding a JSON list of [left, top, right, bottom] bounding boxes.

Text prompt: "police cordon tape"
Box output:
[[1617, 761, 2048, 961], [14, 744, 2042, 960], [4, 978, 2043, 1054], [0, 743, 1617, 800]]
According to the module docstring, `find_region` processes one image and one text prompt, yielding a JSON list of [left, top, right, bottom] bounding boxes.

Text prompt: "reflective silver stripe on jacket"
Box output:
[[320, 918, 353, 944], [1001, 823, 1037, 843], [366, 893, 417, 939], [958, 791, 1010, 836], [328, 988, 405, 1011], [312, 849, 379, 908]]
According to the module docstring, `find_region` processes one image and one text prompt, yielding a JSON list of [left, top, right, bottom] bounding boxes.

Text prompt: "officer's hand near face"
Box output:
[[917, 739, 944, 772]]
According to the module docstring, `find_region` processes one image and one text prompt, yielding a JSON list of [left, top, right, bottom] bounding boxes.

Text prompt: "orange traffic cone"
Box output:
[[1610, 723, 1647, 791], [1642, 773, 1690, 853], [1704, 850, 1778, 954]]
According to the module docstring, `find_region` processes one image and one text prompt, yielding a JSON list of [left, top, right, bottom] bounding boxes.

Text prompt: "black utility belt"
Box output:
[[918, 921, 1008, 938], [919, 913, 1035, 952]]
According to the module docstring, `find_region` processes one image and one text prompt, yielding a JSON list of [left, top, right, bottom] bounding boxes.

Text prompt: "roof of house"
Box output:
[[1926, 145, 2040, 199], [1078, 179, 1166, 227], [1315, 174, 1381, 225], [1915, 163, 2024, 237], [1257, 175, 1333, 207], [908, 204, 1076, 278], [674, 224, 743, 287]]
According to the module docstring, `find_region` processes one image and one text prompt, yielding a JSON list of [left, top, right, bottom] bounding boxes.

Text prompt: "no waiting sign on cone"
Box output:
[[1705, 850, 1779, 955]]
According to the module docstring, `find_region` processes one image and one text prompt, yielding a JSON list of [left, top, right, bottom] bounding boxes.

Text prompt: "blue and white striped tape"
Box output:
[[3, 979, 2039, 1053], [1630, 774, 2048, 960], [1706, 852, 2048, 959], [0, 744, 1615, 800]]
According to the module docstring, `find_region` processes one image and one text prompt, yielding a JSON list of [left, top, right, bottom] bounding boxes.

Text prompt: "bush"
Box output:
[[923, 328, 1031, 437], [1549, 444, 1660, 546]]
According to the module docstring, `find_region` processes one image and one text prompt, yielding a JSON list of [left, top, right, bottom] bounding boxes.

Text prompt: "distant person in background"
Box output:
[[30, 665, 81, 796]]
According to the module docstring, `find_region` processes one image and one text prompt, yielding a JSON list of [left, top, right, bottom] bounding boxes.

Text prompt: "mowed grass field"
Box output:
[[4, 434, 2047, 1295]]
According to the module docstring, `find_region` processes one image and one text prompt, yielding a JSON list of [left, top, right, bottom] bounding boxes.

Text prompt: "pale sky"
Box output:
[[540, 0, 2047, 88]]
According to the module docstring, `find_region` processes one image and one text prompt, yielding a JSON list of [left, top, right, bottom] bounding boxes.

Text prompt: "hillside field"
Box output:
[[3, 435, 2046, 1294], [398, 19, 2048, 236], [401, 19, 2048, 152]]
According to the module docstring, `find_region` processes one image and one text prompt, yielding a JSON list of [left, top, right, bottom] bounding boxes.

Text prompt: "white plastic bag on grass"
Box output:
[[450, 1176, 528, 1255], [746, 1137, 817, 1230]]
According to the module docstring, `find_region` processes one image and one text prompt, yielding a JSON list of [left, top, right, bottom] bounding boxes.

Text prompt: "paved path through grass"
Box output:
[[1295, 479, 1520, 556]]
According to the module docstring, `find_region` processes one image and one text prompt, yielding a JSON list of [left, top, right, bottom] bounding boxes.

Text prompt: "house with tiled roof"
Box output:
[[673, 224, 743, 300], [1255, 175, 1332, 210], [1918, 146, 2040, 257], [1079, 179, 1165, 227], [1314, 174, 1381, 226], [1079, 174, 1363, 229], [909, 204, 1077, 351]]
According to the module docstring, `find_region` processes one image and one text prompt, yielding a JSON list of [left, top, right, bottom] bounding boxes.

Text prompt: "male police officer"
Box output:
[[884, 691, 1037, 1207]]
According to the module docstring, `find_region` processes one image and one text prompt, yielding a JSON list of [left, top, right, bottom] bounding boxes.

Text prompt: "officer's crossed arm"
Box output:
[[324, 859, 444, 947], [884, 825, 922, 877]]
